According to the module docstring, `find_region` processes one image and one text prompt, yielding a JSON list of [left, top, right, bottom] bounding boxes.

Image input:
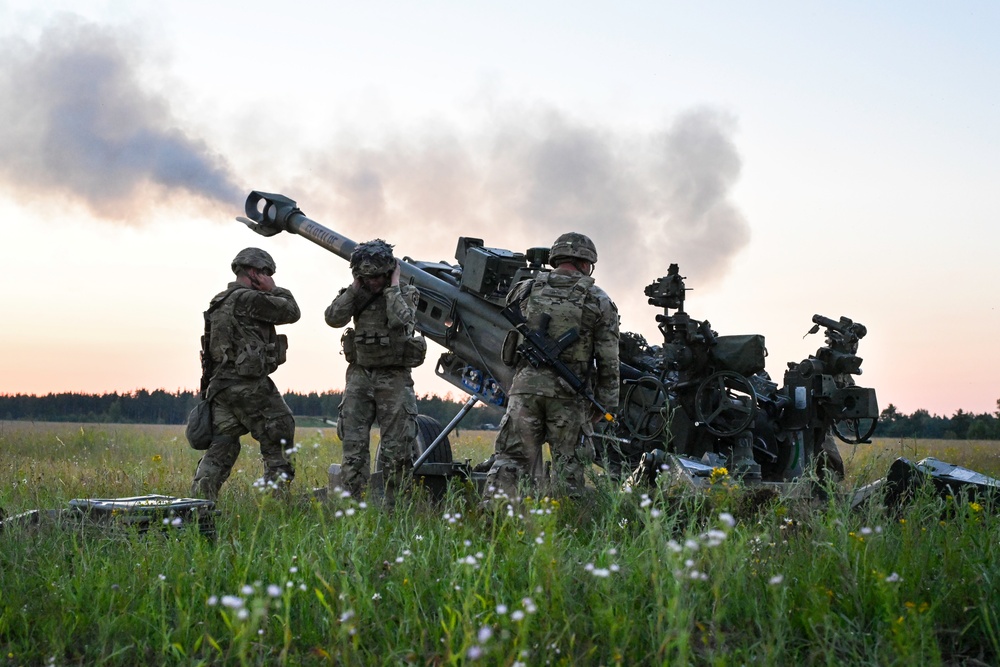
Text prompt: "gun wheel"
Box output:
[[375, 414, 454, 472], [833, 418, 877, 444], [621, 376, 672, 442], [694, 371, 758, 437]]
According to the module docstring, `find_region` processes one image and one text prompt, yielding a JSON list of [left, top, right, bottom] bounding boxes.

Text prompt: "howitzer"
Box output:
[[239, 191, 883, 494]]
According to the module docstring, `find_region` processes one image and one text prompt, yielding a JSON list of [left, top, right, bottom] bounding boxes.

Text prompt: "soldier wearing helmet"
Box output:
[[325, 239, 426, 504], [485, 232, 620, 499], [190, 247, 301, 500]]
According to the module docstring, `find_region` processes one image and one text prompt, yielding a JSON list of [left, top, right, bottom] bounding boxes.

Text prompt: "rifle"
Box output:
[[500, 305, 614, 422]]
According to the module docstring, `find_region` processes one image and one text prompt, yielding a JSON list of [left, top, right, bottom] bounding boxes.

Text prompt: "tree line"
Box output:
[[0, 390, 504, 430], [3, 391, 1000, 440]]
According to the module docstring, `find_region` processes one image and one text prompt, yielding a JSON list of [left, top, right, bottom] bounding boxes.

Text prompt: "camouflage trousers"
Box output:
[[191, 377, 296, 500], [485, 393, 594, 498], [337, 365, 418, 499]]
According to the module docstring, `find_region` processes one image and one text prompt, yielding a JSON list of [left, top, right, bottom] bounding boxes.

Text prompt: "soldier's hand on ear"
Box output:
[[391, 260, 401, 286], [252, 270, 275, 292]]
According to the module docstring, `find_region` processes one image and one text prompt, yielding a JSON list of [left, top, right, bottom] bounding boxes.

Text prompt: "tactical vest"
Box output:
[[351, 293, 412, 368], [209, 285, 286, 379], [522, 272, 596, 377]]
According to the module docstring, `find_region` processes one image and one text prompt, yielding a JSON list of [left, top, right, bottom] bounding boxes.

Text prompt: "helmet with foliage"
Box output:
[[231, 247, 276, 275], [350, 239, 396, 278], [549, 232, 598, 266]]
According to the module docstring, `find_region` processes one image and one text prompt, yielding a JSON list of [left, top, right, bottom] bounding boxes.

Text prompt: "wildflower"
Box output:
[[207, 595, 218, 606], [709, 467, 729, 483], [511, 610, 525, 621], [372, 593, 382, 601], [970, 501, 983, 513], [237, 608, 249, 620], [466, 646, 484, 660], [415, 534, 424, 541], [719, 512, 736, 528], [158, 574, 166, 581], [702, 529, 727, 547], [769, 574, 784, 585], [289, 566, 298, 574], [152, 455, 162, 463], [241, 584, 254, 595], [171, 517, 182, 527], [885, 572, 902, 583], [267, 584, 282, 597], [339, 610, 355, 623], [496, 604, 508, 615], [220, 595, 244, 609], [478, 626, 493, 643], [860, 527, 873, 536], [650, 508, 661, 518]]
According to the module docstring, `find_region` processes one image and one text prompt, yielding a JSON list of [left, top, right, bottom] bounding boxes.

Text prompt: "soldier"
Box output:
[[325, 239, 425, 503], [486, 232, 620, 498], [191, 248, 301, 500]]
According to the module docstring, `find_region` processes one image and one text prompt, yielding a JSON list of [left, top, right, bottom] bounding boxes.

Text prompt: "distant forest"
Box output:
[[0, 390, 503, 430], [1, 391, 999, 440]]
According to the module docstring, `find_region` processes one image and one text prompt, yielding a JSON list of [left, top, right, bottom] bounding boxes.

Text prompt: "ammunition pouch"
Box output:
[[275, 334, 288, 367], [401, 334, 427, 368], [501, 329, 521, 367], [235, 334, 288, 378], [341, 327, 357, 364]]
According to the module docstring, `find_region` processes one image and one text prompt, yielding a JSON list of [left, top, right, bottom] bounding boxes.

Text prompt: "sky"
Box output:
[[1, 1, 998, 417]]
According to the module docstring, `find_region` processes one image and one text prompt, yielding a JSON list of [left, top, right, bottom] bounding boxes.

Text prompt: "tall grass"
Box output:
[[1, 422, 999, 665]]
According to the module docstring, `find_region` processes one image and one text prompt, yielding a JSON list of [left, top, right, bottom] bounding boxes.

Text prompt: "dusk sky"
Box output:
[[1, 1, 998, 417]]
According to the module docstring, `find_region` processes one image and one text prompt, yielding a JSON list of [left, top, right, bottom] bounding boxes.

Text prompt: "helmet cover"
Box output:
[[231, 247, 276, 275], [549, 232, 598, 266], [350, 239, 396, 278]]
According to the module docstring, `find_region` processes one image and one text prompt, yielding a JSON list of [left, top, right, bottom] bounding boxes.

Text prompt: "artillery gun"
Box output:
[[239, 191, 887, 494]]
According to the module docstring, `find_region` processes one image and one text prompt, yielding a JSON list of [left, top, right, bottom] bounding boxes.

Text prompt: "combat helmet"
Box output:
[[231, 247, 276, 275], [350, 239, 396, 278], [549, 232, 598, 266]]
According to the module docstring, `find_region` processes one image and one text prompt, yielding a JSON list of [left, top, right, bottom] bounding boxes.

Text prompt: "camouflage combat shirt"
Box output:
[[325, 284, 420, 368], [207, 283, 301, 384], [507, 269, 620, 409]]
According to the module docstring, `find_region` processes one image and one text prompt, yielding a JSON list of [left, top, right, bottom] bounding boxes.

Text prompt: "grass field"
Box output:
[[2, 421, 999, 666]]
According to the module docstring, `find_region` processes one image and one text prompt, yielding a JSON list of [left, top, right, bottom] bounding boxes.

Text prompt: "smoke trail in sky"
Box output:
[[0, 15, 241, 220], [0, 13, 749, 297]]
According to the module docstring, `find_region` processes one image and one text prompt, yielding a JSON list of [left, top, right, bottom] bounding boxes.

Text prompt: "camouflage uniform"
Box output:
[[486, 235, 620, 498], [325, 242, 422, 500], [191, 250, 301, 500]]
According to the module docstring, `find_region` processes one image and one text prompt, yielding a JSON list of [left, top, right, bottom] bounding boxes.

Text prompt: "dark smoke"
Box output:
[[301, 105, 750, 306], [0, 15, 241, 220]]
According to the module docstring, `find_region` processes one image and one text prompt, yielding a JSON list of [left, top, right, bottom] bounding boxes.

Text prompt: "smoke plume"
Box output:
[[0, 15, 241, 220], [300, 105, 750, 309]]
